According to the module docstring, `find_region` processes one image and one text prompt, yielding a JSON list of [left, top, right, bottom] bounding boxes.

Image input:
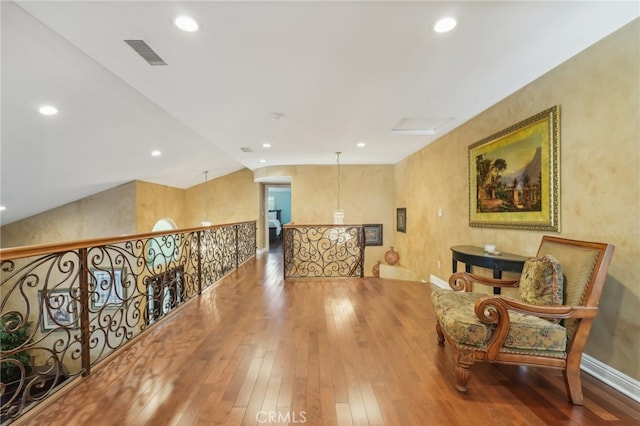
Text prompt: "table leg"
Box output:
[[493, 270, 502, 294]]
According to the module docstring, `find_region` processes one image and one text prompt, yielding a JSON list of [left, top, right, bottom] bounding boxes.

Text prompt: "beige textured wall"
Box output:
[[0, 182, 137, 247], [0, 172, 258, 248], [286, 164, 395, 275], [183, 164, 394, 272], [135, 181, 186, 233], [184, 167, 261, 232], [395, 20, 639, 379], [253, 164, 395, 272]]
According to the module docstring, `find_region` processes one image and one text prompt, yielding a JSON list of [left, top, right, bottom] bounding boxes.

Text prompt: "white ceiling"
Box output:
[[1, 1, 637, 226]]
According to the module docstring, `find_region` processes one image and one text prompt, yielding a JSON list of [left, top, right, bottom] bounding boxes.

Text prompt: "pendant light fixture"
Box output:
[[333, 152, 344, 224], [201, 171, 213, 227]]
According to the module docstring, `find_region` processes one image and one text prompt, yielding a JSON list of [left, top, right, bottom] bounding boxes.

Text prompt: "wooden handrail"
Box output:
[[0, 221, 256, 261]]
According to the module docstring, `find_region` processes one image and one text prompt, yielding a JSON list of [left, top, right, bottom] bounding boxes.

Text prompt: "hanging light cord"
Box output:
[[336, 152, 341, 210], [204, 170, 209, 221]]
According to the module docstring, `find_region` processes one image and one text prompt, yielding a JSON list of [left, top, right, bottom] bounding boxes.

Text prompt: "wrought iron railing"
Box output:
[[0, 221, 256, 424], [283, 225, 365, 279]]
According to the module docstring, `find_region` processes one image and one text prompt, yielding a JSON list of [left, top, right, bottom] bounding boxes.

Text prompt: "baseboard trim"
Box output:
[[429, 274, 449, 289], [581, 354, 640, 403]]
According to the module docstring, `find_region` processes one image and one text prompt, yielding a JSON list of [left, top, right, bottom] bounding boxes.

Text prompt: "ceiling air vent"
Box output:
[[240, 147, 254, 153], [124, 39, 167, 66], [391, 117, 455, 136]]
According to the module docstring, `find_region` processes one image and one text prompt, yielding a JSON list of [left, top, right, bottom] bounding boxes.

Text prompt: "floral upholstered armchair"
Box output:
[[431, 236, 614, 405]]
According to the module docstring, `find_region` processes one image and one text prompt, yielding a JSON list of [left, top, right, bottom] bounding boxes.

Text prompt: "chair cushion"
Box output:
[[518, 255, 563, 313], [431, 289, 566, 352]]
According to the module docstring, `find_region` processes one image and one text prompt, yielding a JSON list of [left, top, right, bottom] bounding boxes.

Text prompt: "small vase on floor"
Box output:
[[372, 260, 381, 277], [384, 247, 399, 266]]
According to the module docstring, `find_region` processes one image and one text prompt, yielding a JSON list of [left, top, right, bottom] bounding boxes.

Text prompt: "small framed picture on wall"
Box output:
[[396, 208, 406, 233], [39, 289, 78, 331], [363, 224, 383, 246]]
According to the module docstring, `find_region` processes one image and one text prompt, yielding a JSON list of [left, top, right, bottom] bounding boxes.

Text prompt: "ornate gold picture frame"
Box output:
[[469, 106, 560, 231]]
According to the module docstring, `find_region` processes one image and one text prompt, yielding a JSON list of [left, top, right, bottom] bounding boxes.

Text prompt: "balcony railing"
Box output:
[[0, 221, 256, 424], [283, 224, 365, 279]]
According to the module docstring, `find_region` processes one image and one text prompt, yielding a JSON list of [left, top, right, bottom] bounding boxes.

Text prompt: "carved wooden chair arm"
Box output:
[[448, 271, 519, 292], [473, 296, 599, 359], [479, 297, 599, 319]]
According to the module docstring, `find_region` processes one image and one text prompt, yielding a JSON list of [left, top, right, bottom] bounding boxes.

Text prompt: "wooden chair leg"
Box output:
[[455, 348, 474, 393], [436, 322, 445, 345], [563, 365, 584, 405]]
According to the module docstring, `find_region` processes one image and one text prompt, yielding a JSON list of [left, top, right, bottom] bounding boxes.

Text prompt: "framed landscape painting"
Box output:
[[469, 106, 560, 231]]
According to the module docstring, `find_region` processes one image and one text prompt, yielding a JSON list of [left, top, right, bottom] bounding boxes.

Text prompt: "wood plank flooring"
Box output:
[[17, 247, 640, 425]]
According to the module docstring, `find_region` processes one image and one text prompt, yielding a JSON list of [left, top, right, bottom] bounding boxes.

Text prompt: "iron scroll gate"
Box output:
[[0, 221, 256, 424], [283, 225, 365, 279]]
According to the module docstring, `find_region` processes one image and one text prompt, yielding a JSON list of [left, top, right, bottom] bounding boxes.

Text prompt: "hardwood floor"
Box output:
[[17, 248, 639, 425]]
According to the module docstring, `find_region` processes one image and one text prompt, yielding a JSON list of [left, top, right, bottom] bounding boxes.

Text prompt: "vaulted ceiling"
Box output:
[[2, 1, 637, 225]]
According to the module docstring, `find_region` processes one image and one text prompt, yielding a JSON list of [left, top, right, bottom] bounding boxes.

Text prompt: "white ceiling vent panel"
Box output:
[[124, 39, 167, 66], [391, 117, 455, 135]]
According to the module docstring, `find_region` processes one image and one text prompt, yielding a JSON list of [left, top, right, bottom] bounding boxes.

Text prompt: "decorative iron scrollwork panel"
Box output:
[[237, 222, 256, 265], [0, 220, 256, 423], [283, 226, 364, 278], [1, 252, 82, 423]]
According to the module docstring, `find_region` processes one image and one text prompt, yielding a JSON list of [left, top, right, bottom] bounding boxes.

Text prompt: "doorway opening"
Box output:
[[265, 184, 291, 251]]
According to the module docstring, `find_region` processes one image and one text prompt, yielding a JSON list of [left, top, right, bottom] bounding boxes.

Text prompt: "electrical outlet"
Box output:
[[437, 208, 443, 217], [437, 260, 441, 269]]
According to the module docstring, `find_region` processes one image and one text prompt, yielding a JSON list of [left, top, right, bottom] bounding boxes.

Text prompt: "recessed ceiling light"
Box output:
[[434, 17, 457, 33], [174, 15, 199, 32], [269, 112, 283, 120], [262, 142, 272, 148], [39, 105, 58, 116], [357, 142, 366, 148], [260, 159, 267, 163], [0, 206, 6, 211], [151, 150, 162, 157]]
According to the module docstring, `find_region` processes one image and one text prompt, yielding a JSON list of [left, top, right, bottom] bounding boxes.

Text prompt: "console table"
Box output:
[[450, 245, 528, 294]]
